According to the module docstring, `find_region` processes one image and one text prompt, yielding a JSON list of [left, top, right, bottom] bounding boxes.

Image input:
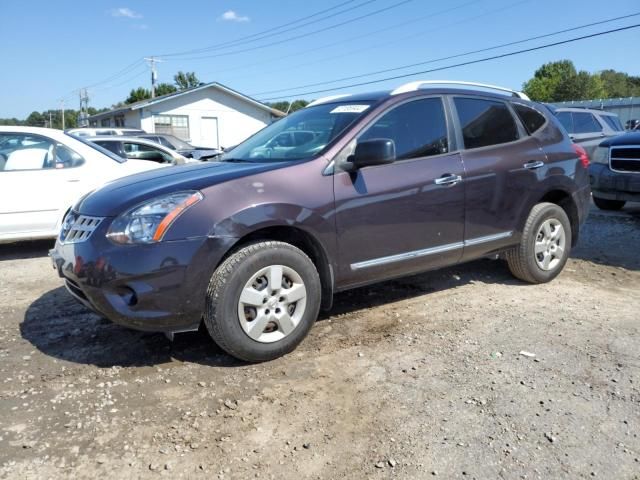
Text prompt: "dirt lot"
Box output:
[[0, 204, 639, 480]]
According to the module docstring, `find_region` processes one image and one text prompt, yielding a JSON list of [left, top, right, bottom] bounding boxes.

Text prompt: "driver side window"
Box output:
[[358, 97, 449, 161], [0, 133, 83, 171]]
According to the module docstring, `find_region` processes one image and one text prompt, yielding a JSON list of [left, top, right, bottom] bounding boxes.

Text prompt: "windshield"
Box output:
[[67, 133, 126, 163], [221, 101, 374, 162], [163, 135, 194, 150]]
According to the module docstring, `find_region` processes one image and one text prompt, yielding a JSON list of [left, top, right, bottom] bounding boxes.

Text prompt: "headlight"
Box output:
[[591, 146, 609, 165], [106, 191, 203, 244]]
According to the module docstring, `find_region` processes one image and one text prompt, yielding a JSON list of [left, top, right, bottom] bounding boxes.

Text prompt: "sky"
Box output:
[[0, 0, 638, 118]]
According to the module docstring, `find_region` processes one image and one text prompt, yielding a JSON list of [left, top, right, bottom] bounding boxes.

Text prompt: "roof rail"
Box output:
[[391, 80, 530, 100], [306, 94, 352, 107]]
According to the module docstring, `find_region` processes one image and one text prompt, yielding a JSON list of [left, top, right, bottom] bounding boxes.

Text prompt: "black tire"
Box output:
[[204, 241, 321, 362], [506, 202, 572, 284], [593, 196, 626, 211]]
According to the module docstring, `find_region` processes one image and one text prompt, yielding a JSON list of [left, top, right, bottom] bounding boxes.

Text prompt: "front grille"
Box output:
[[610, 146, 640, 173], [59, 212, 103, 243]]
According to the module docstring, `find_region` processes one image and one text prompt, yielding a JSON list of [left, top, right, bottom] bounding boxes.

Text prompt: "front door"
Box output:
[[333, 97, 465, 287], [200, 117, 219, 149], [0, 132, 87, 237]]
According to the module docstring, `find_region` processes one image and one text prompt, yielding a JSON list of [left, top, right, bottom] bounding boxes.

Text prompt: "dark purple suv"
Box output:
[[51, 81, 591, 362]]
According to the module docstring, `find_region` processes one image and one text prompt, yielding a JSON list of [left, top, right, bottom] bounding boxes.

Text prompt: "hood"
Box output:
[[76, 160, 288, 217], [600, 132, 640, 147]]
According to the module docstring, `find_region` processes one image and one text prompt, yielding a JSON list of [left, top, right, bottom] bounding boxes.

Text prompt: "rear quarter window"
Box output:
[[513, 104, 546, 135], [454, 97, 519, 149], [573, 112, 602, 134]]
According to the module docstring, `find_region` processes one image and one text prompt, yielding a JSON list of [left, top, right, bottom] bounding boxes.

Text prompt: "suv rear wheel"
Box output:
[[506, 202, 572, 284], [204, 241, 321, 362], [593, 196, 626, 211]]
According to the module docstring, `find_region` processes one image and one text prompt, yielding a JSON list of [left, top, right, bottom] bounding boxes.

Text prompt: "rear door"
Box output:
[[452, 97, 547, 261], [333, 96, 465, 287]]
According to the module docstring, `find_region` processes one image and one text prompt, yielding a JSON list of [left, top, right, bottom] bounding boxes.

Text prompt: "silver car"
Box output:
[[85, 136, 194, 165], [554, 107, 624, 157]]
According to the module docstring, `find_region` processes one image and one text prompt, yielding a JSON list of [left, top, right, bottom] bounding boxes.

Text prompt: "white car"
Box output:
[[66, 127, 145, 137], [0, 126, 164, 244]]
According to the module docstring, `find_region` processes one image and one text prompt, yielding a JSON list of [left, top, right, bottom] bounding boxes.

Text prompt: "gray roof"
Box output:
[[89, 82, 286, 121]]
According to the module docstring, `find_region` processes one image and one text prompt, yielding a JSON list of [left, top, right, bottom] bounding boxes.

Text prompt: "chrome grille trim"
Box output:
[[59, 213, 104, 244]]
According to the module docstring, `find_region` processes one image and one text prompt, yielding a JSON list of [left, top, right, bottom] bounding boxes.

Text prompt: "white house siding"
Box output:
[[138, 87, 272, 149]]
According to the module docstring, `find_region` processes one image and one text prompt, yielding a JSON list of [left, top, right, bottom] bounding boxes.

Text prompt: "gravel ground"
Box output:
[[0, 204, 639, 480]]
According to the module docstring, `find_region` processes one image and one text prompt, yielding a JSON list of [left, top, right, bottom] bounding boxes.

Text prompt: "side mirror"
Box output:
[[345, 139, 395, 171]]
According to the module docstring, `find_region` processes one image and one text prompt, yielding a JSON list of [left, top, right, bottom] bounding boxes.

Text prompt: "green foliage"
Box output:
[[155, 83, 178, 97], [174, 71, 202, 90], [126, 87, 151, 104], [266, 99, 309, 114], [523, 60, 640, 102]]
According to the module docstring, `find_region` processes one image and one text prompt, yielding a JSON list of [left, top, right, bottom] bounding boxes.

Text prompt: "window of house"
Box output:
[[454, 97, 519, 149], [358, 97, 449, 160], [573, 112, 602, 134], [154, 115, 190, 141], [101, 118, 112, 127], [114, 115, 125, 127], [513, 104, 546, 135]]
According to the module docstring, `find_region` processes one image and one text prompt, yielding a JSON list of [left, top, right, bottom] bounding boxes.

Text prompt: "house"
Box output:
[[88, 82, 286, 149]]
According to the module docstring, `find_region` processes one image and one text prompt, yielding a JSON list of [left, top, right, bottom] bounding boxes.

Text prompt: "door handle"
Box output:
[[67, 179, 80, 183], [523, 160, 544, 170], [434, 174, 462, 186]]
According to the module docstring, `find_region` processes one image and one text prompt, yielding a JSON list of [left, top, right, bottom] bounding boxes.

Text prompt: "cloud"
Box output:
[[133, 24, 149, 30], [219, 10, 250, 22], [111, 7, 142, 19]]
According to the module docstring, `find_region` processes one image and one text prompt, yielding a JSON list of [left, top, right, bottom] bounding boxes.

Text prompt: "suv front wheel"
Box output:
[[506, 202, 572, 284], [204, 241, 321, 362]]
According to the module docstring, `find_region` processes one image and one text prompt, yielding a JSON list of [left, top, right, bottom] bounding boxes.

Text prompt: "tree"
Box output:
[[174, 71, 202, 90], [25, 111, 45, 126], [523, 60, 640, 102], [266, 99, 309, 114], [126, 87, 151, 104], [155, 82, 178, 97]]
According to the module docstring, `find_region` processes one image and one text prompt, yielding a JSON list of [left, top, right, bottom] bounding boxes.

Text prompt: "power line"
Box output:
[[166, 0, 417, 61], [195, 0, 484, 76], [253, 11, 640, 97], [158, 0, 380, 58], [259, 23, 640, 101]]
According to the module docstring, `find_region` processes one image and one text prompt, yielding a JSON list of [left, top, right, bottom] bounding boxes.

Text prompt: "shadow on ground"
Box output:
[[21, 259, 517, 368], [0, 239, 54, 262], [18, 206, 640, 368]]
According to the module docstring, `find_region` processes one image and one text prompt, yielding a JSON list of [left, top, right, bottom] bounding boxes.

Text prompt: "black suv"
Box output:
[[51, 81, 591, 362], [590, 131, 640, 209]]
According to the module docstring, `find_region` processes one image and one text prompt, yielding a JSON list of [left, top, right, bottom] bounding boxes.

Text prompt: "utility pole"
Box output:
[[78, 89, 90, 127], [49, 112, 53, 129], [60, 99, 65, 130], [144, 56, 164, 98]]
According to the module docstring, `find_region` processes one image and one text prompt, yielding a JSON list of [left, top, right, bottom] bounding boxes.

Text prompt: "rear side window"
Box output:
[[513, 104, 546, 134], [573, 113, 602, 134], [454, 98, 519, 149], [359, 97, 448, 160], [601, 115, 624, 132], [556, 112, 573, 133]]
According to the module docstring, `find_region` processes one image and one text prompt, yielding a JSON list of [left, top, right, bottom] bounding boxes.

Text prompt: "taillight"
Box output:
[[572, 144, 590, 168]]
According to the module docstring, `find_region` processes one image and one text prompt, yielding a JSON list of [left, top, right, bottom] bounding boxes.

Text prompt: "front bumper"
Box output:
[[50, 220, 236, 332], [589, 163, 640, 202]]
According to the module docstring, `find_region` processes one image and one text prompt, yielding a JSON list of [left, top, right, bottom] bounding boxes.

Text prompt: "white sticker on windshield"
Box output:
[[330, 105, 370, 114]]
